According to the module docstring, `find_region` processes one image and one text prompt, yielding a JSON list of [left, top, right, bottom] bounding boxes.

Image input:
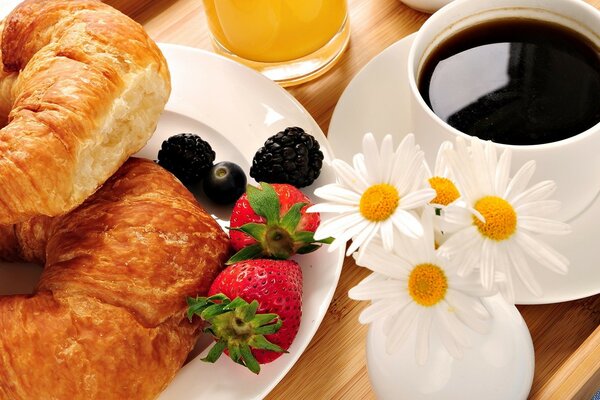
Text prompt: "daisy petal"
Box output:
[[346, 222, 379, 256], [518, 216, 572, 235], [331, 159, 369, 193], [454, 247, 480, 277], [435, 308, 464, 358], [395, 151, 426, 194], [444, 148, 479, 202], [383, 311, 398, 336], [515, 232, 569, 275], [511, 180, 556, 207], [469, 138, 493, 194], [390, 135, 417, 186], [399, 188, 436, 210], [386, 303, 419, 354], [443, 204, 475, 226], [354, 244, 412, 278], [415, 310, 433, 366], [381, 219, 394, 252], [307, 203, 358, 213], [506, 242, 543, 297], [446, 289, 489, 319], [353, 153, 369, 181], [327, 220, 370, 253], [391, 209, 424, 238], [380, 135, 395, 183], [362, 133, 382, 183], [313, 183, 361, 204], [314, 212, 364, 240], [495, 149, 512, 196], [504, 160, 536, 201], [451, 276, 496, 297], [480, 239, 496, 290], [516, 200, 561, 218], [442, 307, 471, 348], [454, 304, 491, 334], [423, 159, 433, 179], [358, 299, 405, 324], [495, 246, 516, 304], [349, 279, 406, 301], [438, 226, 478, 257], [433, 141, 453, 177]]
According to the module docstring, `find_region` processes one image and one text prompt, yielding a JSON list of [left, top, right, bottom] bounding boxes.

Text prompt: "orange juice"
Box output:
[[203, 0, 348, 63]]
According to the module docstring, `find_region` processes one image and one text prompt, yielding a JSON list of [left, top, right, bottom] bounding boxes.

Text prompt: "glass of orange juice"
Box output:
[[202, 0, 350, 86]]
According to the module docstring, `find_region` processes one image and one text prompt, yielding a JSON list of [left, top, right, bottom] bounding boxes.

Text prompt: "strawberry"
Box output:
[[228, 182, 331, 264], [187, 259, 302, 374]]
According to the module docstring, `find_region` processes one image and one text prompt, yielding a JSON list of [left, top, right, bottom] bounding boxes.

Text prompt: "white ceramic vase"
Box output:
[[366, 294, 534, 400]]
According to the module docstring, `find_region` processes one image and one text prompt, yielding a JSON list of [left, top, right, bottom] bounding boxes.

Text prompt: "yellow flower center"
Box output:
[[473, 196, 517, 241], [408, 263, 448, 307], [428, 176, 460, 206], [359, 184, 399, 222]]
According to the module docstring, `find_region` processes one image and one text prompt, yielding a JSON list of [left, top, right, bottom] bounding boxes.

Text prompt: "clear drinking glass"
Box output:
[[202, 0, 350, 86]]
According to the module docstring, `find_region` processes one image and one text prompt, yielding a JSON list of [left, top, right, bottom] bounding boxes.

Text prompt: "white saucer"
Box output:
[[367, 294, 534, 400], [328, 33, 600, 304]]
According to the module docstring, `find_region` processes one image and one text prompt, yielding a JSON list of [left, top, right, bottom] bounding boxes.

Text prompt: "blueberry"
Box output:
[[203, 162, 247, 204]]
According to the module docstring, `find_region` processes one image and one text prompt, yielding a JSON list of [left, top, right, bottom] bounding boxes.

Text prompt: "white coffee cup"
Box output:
[[407, 0, 600, 221]]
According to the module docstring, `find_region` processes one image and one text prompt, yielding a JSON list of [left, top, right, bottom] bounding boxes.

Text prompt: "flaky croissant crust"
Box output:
[[0, 0, 171, 225], [0, 158, 229, 399]]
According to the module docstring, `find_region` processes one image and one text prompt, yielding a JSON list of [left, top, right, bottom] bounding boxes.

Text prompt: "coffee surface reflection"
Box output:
[[419, 19, 600, 145]]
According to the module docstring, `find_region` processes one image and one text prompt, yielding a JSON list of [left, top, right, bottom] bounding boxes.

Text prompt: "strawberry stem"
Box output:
[[227, 182, 334, 263], [187, 294, 286, 374]]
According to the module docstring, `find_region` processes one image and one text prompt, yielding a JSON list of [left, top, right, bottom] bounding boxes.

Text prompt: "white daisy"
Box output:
[[440, 137, 571, 303], [309, 133, 435, 256], [349, 209, 492, 365]]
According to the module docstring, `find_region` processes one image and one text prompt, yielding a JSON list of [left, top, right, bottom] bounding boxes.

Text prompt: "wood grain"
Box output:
[[533, 324, 600, 400], [104, 0, 600, 398]]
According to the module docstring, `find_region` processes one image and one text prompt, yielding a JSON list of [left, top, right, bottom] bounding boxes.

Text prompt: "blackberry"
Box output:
[[250, 127, 324, 188], [157, 133, 215, 184]]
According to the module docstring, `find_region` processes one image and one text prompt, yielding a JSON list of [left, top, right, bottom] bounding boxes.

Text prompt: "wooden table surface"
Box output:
[[105, 1, 600, 398]]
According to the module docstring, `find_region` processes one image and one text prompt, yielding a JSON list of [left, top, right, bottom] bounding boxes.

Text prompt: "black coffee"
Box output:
[[418, 18, 600, 145]]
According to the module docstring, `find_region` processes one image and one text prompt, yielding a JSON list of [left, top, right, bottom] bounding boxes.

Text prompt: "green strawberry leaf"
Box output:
[[187, 294, 230, 321], [248, 335, 287, 353], [223, 297, 247, 311], [297, 244, 321, 254], [294, 230, 334, 245], [254, 319, 283, 335], [317, 236, 335, 244], [240, 343, 261, 374], [186, 297, 210, 321], [234, 223, 267, 242], [280, 202, 306, 232], [239, 300, 260, 322], [200, 303, 230, 320], [247, 182, 280, 223], [226, 244, 264, 265], [229, 344, 244, 366], [201, 339, 227, 363], [250, 313, 280, 328], [293, 231, 315, 243]]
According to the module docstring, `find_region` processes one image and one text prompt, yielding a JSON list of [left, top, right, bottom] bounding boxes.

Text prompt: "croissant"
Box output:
[[0, 158, 229, 399], [0, 0, 170, 224]]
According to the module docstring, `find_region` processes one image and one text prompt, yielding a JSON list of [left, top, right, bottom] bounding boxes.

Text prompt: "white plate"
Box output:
[[0, 2, 344, 394], [150, 44, 344, 400], [328, 33, 600, 305]]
